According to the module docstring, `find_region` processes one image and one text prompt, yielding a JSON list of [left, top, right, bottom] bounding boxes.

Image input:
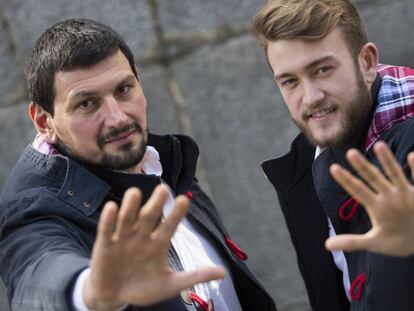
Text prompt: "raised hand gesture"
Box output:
[[83, 184, 226, 311], [326, 141, 414, 257]]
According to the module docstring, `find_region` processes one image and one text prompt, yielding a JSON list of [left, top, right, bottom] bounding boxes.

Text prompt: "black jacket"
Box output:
[[262, 96, 414, 310], [0, 133, 276, 311]]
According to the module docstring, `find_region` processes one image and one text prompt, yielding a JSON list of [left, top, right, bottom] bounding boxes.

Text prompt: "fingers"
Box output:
[[157, 195, 189, 241], [345, 148, 390, 193], [105, 184, 186, 243], [325, 233, 372, 253], [133, 184, 170, 235], [408, 151, 414, 181], [330, 163, 376, 207], [173, 266, 226, 294], [374, 141, 410, 189], [97, 201, 119, 246], [114, 188, 142, 240], [208, 299, 215, 311]]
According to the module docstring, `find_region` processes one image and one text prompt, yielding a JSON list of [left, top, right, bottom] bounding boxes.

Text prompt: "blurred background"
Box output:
[[0, 0, 413, 310]]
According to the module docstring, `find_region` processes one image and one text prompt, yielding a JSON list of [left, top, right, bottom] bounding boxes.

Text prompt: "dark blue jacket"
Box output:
[[0, 133, 276, 311]]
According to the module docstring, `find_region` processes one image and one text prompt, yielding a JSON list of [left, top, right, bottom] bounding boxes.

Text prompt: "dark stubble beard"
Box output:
[[296, 69, 373, 149], [59, 122, 148, 171], [97, 122, 148, 170]]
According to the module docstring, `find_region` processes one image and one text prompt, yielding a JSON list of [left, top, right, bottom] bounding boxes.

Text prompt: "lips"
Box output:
[[308, 107, 335, 119], [104, 129, 135, 144]]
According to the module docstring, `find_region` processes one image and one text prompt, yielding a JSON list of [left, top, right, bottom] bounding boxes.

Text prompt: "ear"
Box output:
[[358, 42, 379, 87], [28, 102, 60, 144]]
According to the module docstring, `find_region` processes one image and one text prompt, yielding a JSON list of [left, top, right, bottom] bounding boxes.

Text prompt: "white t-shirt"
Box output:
[[315, 147, 351, 301]]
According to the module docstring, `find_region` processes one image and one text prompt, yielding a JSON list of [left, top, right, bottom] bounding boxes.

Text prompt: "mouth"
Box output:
[[308, 107, 335, 119], [104, 129, 136, 144]]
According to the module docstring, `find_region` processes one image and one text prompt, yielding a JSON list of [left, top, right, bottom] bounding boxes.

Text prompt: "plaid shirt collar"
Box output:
[[364, 64, 414, 150]]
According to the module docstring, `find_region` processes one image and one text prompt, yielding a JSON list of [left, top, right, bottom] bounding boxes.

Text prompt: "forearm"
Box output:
[[8, 253, 89, 311]]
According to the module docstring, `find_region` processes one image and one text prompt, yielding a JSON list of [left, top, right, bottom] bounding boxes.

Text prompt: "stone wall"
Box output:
[[0, 0, 413, 310]]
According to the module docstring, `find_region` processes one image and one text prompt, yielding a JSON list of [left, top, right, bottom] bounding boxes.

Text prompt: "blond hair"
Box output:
[[251, 0, 367, 58]]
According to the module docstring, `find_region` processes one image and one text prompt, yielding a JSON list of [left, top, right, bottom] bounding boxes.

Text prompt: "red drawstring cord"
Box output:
[[225, 238, 248, 260], [350, 272, 366, 301], [189, 292, 209, 311], [339, 197, 360, 221], [185, 189, 248, 261]]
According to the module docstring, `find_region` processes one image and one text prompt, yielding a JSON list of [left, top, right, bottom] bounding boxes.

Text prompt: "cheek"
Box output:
[[128, 105, 147, 123], [331, 74, 358, 98], [281, 90, 302, 113], [284, 99, 301, 120], [66, 119, 100, 144]]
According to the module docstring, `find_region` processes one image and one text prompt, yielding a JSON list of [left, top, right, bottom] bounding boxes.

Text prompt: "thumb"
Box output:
[[325, 234, 372, 253], [174, 266, 226, 292]]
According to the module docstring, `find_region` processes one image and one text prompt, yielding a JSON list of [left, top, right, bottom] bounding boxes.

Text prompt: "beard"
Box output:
[[97, 122, 148, 170], [293, 70, 373, 149], [59, 122, 148, 171]]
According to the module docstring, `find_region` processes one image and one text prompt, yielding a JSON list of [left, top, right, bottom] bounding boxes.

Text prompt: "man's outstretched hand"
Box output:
[[326, 141, 414, 257], [84, 184, 226, 311]]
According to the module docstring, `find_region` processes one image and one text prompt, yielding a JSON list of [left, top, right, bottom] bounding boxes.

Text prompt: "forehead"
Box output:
[[53, 51, 136, 105], [267, 28, 353, 75]]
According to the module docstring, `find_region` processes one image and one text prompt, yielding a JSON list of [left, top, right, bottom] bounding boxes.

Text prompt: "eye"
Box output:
[[118, 85, 130, 95], [316, 66, 332, 76], [78, 99, 94, 109], [280, 78, 298, 89], [74, 99, 97, 113]]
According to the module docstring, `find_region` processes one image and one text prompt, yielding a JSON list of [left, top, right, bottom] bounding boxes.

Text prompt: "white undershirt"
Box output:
[[315, 147, 351, 301], [73, 146, 242, 311]]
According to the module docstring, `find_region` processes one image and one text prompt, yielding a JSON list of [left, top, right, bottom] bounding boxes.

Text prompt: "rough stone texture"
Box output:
[[0, 26, 21, 108], [357, 0, 414, 67], [2, 0, 155, 61], [0, 103, 36, 186], [0, 0, 413, 310], [157, 0, 259, 32], [142, 65, 183, 135]]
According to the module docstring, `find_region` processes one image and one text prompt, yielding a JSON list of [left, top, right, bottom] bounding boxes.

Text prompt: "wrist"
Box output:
[[83, 274, 125, 311]]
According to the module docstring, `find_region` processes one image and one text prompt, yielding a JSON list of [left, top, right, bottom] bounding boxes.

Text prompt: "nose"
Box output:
[[302, 80, 324, 106], [102, 97, 128, 128]]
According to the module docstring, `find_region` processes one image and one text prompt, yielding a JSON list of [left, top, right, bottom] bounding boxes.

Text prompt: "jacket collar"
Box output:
[[261, 134, 315, 190], [1, 134, 199, 215], [0, 146, 111, 216], [364, 64, 414, 149], [148, 133, 199, 195]]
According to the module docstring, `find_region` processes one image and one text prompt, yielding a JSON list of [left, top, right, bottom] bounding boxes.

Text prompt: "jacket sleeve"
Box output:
[[0, 192, 91, 311]]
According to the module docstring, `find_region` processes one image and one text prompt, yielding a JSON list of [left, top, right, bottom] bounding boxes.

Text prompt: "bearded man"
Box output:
[[0, 19, 276, 311], [251, 0, 414, 310]]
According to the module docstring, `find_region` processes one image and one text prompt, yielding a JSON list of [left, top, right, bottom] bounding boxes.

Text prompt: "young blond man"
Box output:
[[252, 0, 414, 310]]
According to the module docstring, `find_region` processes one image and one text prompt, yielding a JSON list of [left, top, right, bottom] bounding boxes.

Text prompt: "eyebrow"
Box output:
[[274, 55, 338, 81], [70, 74, 138, 102]]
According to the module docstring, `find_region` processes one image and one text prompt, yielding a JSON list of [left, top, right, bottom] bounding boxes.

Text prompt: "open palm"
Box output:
[[84, 185, 226, 310], [326, 141, 414, 257]]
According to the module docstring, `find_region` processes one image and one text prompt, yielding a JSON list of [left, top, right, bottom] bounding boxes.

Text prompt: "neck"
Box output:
[[114, 164, 143, 175]]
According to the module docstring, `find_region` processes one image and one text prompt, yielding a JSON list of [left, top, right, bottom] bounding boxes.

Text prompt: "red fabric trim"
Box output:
[[350, 272, 366, 301], [339, 197, 360, 221], [189, 292, 209, 311], [225, 238, 248, 260], [185, 190, 193, 198]]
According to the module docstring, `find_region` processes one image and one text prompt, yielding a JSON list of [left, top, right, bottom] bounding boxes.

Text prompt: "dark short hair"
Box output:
[[25, 18, 138, 115]]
